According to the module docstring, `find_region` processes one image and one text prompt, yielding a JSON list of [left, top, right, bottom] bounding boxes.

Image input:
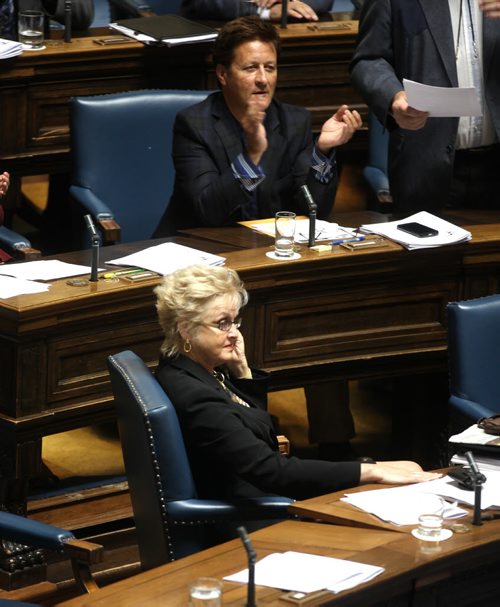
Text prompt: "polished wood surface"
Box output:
[[2, 216, 500, 484], [0, 22, 361, 208], [57, 516, 500, 606]]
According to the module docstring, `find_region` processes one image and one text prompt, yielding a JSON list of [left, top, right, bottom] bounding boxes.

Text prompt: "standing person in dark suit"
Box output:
[[154, 264, 440, 500], [350, 0, 500, 214], [153, 16, 362, 461]]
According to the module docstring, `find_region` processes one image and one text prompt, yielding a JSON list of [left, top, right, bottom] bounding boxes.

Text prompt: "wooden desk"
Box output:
[[57, 517, 500, 606], [0, 22, 362, 207], [1, 216, 500, 493]]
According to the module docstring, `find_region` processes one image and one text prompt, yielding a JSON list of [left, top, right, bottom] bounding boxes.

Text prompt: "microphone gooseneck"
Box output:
[[84, 214, 100, 282], [237, 526, 256, 607], [465, 450, 486, 526], [300, 184, 317, 247]]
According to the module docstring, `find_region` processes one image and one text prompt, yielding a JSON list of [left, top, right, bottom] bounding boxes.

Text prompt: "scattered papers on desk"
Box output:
[[0, 275, 49, 299], [107, 242, 225, 276], [0, 260, 97, 281], [341, 484, 468, 526], [360, 211, 471, 250], [403, 78, 482, 117], [224, 551, 384, 594], [0, 38, 23, 59], [417, 472, 500, 509], [248, 219, 355, 243], [450, 453, 500, 472], [449, 424, 500, 449]]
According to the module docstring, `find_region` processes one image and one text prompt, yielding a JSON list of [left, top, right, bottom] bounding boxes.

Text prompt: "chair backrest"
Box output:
[[448, 294, 500, 420], [70, 89, 210, 244], [107, 350, 198, 567]]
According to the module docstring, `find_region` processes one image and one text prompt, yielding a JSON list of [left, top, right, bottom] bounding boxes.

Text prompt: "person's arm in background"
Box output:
[[182, 0, 330, 22], [41, 0, 94, 29], [479, 0, 500, 17], [349, 0, 403, 128], [0, 172, 9, 198]]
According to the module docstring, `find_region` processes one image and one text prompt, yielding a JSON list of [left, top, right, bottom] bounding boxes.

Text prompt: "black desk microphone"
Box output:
[[281, 0, 288, 28], [300, 184, 317, 247], [84, 214, 100, 282], [237, 526, 256, 607], [64, 0, 72, 43], [465, 450, 486, 526]]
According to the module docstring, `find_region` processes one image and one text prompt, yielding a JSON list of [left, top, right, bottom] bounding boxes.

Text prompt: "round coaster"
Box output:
[[265, 251, 301, 261], [21, 45, 46, 51], [411, 528, 453, 542]]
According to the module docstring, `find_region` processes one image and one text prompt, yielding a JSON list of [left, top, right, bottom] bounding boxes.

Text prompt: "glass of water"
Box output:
[[188, 577, 222, 606], [18, 10, 45, 51], [275, 211, 296, 258]]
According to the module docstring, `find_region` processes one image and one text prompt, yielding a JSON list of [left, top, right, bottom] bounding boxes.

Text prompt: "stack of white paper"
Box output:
[[0, 260, 98, 281], [0, 38, 23, 59], [341, 485, 467, 526], [224, 551, 384, 594], [107, 242, 225, 276], [360, 211, 471, 250], [248, 219, 355, 243], [0, 275, 49, 299]]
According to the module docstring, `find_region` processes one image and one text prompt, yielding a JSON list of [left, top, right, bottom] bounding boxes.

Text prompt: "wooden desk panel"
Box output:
[[57, 517, 500, 606]]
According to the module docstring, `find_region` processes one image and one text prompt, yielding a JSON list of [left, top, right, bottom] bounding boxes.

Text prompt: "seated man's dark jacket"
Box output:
[[153, 92, 337, 237], [156, 354, 361, 501], [19, 0, 94, 29]]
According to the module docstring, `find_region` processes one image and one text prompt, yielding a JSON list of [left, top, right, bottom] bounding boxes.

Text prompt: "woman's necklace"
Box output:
[[456, 0, 479, 60], [213, 370, 250, 407]]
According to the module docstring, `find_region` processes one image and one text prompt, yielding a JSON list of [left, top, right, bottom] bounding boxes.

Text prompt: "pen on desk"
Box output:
[[102, 268, 144, 279], [331, 236, 366, 246]]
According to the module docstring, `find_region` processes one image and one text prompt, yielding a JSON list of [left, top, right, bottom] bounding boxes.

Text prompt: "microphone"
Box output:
[[237, 526, 256, 607], [300, 184, 317, 247], [64, 0, 72, 43], [465, 450, 486, 526], [281, 0, 288, 28], [84, 214, 100, 282]]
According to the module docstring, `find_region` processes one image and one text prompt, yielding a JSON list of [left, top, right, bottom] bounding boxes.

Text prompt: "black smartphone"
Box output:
[[397, 222, 439, 238]]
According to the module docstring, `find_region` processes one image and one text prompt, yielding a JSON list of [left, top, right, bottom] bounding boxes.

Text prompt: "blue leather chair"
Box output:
[[107, 350, 293, 569], [362, 112, 392, 211], [69, 88, 211, 247], [0, 510, 102, 598], [448, 294, 500, 421]]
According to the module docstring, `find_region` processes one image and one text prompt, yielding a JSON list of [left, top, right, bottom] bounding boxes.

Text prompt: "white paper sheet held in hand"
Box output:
[[224, 551, 384, 594], [403, 78, 482, 117]]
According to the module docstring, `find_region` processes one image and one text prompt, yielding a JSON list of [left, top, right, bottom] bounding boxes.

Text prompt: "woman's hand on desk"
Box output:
[[360, 460, 442, 485]]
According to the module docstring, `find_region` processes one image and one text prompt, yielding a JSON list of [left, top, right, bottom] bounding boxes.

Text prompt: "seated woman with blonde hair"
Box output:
[[154, 264, 440, 501]]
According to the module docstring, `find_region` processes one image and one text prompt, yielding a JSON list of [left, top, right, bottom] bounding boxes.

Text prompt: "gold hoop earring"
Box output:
[[183, 339, 192, 353]]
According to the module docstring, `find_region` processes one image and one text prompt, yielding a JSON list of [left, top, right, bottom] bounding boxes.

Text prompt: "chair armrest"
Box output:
[[167, 497, 294, 523], [70, 185, 121, 243], [449, 395, 495, 421], [277, 435, 290, 456], [0, 226, 41, 259]]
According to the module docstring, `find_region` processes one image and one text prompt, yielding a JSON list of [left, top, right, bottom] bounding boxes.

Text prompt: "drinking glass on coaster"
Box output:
[[188, 577, 222, 607], [416, 513, 443, 538], [274, 211, 296, 258], [18, 10, 45, 50]]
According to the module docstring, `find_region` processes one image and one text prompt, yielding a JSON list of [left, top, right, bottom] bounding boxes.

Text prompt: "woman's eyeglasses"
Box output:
[[202, 318, 242, 332]]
